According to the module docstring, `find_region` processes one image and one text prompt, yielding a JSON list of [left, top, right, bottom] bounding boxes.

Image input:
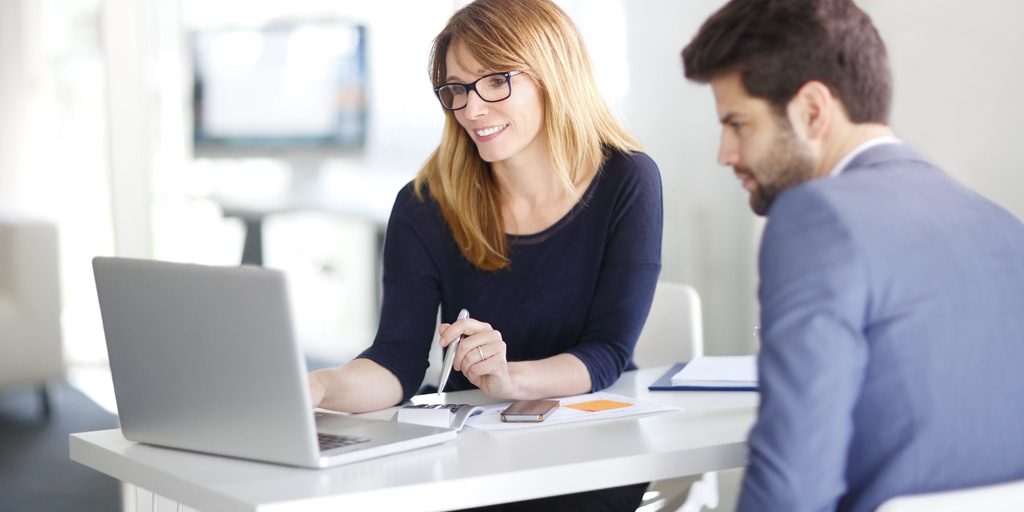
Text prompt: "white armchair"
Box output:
[[0, 210, 64, 416], [633, 281, 704, 367], [633, 281, 719, 512], [876, 478, 1024, 512]]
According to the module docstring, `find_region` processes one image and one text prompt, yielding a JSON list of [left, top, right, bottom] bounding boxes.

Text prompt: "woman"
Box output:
[[310, 0, 661, 509]]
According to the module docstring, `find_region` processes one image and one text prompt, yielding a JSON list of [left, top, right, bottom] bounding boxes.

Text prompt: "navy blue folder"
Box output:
[[648, 362, 759, 392]]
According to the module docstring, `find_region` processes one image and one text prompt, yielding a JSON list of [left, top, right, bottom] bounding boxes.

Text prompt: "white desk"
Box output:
[[70, 366, 757, 511]]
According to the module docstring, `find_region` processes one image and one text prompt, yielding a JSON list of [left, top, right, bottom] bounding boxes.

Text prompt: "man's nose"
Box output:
[[717, 130, 738, 167]]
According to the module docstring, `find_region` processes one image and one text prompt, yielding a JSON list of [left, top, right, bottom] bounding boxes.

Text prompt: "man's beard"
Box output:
[[739, 125, 817, 216]]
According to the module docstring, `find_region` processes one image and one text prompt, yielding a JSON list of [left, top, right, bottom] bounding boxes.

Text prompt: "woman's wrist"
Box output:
[[504, 361, 530, 399], [308, 370, 328, 407]]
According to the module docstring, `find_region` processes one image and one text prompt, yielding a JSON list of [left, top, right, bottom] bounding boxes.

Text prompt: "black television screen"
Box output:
[[191, 21, 367, 155]]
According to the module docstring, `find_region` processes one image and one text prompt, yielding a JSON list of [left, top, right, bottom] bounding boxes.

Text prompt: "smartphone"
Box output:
[[499, 399, 559, 423]]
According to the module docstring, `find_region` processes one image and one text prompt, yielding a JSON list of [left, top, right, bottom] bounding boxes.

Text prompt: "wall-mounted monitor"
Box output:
[[191, 21, 367, 157]]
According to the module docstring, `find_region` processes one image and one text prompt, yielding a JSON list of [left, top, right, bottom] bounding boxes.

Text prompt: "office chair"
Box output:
[[876, 478, 1024, 512], [632, 281, 719, 512], [632, 281, 703, 367]]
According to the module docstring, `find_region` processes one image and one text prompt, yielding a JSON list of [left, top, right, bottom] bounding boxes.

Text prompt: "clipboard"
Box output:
[[648, 362, 758, 392]]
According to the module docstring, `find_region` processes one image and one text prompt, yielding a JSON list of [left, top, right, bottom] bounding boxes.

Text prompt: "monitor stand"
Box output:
[[228, 157, 329, 266]]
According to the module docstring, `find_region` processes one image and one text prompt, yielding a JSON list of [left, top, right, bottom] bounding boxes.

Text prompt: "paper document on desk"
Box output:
[[670, 355, 758, 388], [464, 392, 678, 431]]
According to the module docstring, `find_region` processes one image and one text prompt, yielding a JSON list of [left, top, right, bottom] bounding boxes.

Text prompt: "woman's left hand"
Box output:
[[437, 317, 518, 398]]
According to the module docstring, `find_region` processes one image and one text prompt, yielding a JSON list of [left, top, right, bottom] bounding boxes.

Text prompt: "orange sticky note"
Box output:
[[564, 399, 632, 412]]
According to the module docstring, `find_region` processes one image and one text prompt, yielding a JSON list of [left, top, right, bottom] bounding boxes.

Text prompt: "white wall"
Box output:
[[619, 1, 760, 355], [616, 0, 1024, 356], [103, 0, 158, 259], [0, 0, 28, 205], [863, 0, 1024, 221]]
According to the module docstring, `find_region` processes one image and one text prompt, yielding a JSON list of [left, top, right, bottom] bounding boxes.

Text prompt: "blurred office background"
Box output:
[[1, 0, 1022, 510]]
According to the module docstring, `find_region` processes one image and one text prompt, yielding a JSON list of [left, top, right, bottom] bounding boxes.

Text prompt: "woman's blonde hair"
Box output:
[[415, 0, 640, 271]]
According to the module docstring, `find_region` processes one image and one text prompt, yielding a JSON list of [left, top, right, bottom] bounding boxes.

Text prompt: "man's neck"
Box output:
[[815, 123, 895, 178]]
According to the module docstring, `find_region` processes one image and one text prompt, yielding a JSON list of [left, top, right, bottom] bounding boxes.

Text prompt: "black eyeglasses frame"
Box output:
[[433, 70, 526, 111]]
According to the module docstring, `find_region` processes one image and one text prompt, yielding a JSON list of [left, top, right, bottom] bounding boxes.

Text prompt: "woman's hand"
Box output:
[[438, 317, 519, 398], [308, 372, 326, 408], [306, 360, 403, 413]]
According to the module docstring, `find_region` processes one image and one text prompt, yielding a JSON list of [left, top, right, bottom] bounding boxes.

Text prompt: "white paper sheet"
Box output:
[[464, 392, 679, 431], [670, 355, 758, 386]]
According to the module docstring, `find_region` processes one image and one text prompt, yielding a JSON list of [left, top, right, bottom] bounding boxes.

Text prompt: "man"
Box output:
[[681, 1, 1024, 511]]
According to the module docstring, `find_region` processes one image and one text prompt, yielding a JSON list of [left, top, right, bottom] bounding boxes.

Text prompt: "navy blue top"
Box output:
[[358, 150, 663, 401]]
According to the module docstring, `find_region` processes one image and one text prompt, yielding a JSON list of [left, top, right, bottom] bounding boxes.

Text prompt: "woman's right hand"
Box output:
[[438, 317, 518, 398]]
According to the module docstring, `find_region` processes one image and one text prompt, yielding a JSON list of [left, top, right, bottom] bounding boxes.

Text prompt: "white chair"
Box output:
[[633, 281, 718, 512], [633, 281, 703, 368], [0, 210, 64, 417], [876, 478, 1024, 512]]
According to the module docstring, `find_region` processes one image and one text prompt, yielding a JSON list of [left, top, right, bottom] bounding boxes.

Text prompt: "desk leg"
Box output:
[[240, 217, 264, 266], [122, 483, 136, 512], [39, 383, 52, 418], [124, 483, 199, 512]]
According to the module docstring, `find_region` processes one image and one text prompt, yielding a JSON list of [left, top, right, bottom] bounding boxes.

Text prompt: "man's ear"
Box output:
[[786, 81, 834, 141]]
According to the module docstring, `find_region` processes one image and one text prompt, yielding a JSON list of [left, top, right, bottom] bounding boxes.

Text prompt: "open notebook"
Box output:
[[649, 356, 758, 391]]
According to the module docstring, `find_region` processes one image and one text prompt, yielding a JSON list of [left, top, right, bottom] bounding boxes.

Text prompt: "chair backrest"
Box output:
[[632, 281, 703, 368], [876, 478, 1024, 512]]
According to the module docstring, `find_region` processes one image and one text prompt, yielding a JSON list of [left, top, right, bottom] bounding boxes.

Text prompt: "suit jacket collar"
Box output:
[[842, 142, 927, 174]]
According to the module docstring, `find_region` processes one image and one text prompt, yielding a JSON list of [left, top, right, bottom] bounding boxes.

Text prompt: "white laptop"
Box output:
[[92, 256, 455, 468]]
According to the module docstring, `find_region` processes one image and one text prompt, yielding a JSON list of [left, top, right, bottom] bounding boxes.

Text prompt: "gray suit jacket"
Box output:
[[737, 144, 1024, 512]]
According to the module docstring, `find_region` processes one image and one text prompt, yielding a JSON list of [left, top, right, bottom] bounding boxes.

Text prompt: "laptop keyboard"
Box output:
[[318, 432, 370, 451]]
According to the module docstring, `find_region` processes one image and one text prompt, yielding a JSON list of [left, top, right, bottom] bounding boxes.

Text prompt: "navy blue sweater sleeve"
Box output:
[[565, 152, 663, 390], [356, 187, 443, 399]]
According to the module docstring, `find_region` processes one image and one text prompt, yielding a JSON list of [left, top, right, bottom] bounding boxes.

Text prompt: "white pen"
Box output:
[[437, 308, 470, 396]]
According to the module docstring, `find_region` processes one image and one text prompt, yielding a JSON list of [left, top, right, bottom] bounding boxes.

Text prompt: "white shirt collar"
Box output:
[[828, 135, 902, 177]]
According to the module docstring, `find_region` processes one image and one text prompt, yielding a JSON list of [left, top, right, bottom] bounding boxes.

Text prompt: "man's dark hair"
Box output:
[[682, 0, 892, 123]]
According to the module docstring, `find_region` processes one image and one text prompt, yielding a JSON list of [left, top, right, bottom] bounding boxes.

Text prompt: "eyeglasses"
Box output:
[[433, 71, 525, 111]]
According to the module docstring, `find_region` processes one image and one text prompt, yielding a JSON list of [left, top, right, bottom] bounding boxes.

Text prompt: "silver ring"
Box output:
[[477, 346, 485, 362]]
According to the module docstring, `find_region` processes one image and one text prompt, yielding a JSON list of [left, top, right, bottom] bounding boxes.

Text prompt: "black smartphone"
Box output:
[[499, 399, 559, 423]]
